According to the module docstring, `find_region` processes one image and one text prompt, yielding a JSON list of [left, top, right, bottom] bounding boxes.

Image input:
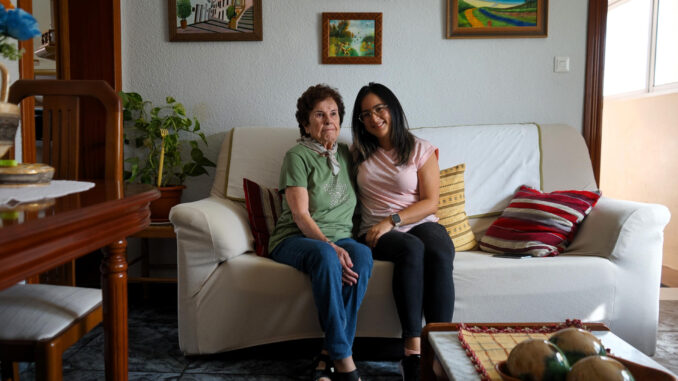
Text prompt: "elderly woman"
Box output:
[[268, 84, 372, 381]]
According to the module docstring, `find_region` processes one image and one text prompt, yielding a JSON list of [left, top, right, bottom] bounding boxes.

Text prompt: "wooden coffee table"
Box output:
[[421, 322, 677, 381]]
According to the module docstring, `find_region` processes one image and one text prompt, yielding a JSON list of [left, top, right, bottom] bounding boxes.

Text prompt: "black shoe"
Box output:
[[399, 354, 421, 381], [312, 353, 334, 381]]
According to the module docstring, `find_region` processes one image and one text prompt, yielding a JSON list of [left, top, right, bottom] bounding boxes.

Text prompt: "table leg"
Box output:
[[101, 239, 128, 381]]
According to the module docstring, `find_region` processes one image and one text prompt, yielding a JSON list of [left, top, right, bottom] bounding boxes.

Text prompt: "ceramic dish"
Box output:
[[0, 163, 55, 186]]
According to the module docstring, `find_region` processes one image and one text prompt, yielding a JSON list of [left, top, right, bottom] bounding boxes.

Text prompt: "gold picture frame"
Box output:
[[446, 0, 548, 39], [322, 12, 382, 64]]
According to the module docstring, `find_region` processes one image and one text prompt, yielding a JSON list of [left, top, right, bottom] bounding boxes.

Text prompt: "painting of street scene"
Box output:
[[169, 0, 261, 41], [328, 19, 376, 57], [457, 0, 538, 28]]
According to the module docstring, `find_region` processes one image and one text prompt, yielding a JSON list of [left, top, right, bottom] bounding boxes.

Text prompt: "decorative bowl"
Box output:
[[0, 163, 55, 186]]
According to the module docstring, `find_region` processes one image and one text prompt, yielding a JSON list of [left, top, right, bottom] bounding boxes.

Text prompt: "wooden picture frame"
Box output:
[[446, 0, 548, 39], [168, 0, 262, 42], [322, 12, 382, 64]]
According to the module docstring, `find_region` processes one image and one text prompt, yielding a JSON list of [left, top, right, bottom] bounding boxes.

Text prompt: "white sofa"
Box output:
[[170, 123, 670, 356]]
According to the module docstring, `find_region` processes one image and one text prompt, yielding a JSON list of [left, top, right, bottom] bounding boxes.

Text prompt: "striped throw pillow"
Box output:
[[436, 164, 477, 251], [479, 186, 601, 257], [243, 178, 282, 257]]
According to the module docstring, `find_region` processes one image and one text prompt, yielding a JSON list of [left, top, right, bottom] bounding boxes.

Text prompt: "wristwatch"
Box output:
[[390, 213, 402, 227]]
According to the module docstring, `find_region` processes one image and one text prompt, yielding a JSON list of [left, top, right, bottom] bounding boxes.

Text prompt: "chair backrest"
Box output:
[[8, 80, 122, 181]]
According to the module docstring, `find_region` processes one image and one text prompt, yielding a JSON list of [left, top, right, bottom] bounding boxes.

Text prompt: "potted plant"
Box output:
[[119, 91, 216, 221], [176, 0, 192, 29]]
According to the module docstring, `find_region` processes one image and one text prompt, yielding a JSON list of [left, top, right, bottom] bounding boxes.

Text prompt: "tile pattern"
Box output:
[[15, 294, 678, 380]]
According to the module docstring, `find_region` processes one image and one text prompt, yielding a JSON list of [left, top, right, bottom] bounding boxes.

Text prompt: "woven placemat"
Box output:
[[457, 320, 586, 381]]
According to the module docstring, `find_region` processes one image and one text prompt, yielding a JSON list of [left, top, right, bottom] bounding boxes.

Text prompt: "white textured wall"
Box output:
[[122, 0, 589, 202]]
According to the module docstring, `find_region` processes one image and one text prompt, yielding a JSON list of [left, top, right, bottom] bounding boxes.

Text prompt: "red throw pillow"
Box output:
[[479, 186, 601, 257], [243, 178, 282, 257]]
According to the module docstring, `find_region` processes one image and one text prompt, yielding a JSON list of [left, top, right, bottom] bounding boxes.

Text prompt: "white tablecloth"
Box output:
[[0, 180, 95, 207]]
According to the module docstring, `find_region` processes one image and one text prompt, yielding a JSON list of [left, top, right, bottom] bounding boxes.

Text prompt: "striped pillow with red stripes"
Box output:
[[243, 178, 282, 257], [479, 186, 601, 257]]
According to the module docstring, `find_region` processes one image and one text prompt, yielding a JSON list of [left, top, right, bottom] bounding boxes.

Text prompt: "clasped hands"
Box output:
[[328, 241, 360, 286]]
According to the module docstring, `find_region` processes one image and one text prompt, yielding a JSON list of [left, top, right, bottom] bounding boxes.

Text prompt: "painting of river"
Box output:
[[447, 0, 547, 38], [328, 19, 376, 57]]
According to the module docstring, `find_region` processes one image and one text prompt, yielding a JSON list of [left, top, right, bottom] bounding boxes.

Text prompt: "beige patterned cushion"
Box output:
[[436, 164, 477, 251]]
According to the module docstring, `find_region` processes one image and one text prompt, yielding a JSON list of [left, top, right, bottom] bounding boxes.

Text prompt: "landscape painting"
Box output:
[[322, 13, 382, 65], [447, 0, 548, 38], [168, 0, 262, 42]]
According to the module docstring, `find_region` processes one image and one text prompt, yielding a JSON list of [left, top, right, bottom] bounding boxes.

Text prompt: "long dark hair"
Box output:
[[351, 82, 414, 166]]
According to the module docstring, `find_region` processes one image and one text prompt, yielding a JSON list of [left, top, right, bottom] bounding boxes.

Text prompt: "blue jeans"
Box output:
[[270, 236, 373, 360]]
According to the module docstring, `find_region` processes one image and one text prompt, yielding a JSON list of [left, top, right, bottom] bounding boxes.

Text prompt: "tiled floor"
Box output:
[[16, 286, 678, 380]]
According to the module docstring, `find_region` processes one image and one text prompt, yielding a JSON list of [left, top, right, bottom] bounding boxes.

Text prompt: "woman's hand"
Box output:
[[365, 218, 393, 248], [329, 242, 359, 285]]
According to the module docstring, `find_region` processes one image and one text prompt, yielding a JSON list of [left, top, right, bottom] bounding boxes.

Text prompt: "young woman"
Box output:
[[351, 83, 455, 381]]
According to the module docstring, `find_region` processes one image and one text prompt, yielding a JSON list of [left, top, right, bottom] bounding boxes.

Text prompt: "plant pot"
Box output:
[[180, 19, 187, 29], [150, 185, 185, 222]]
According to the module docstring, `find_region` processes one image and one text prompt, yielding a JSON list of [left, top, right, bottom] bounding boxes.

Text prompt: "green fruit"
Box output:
[[507, 339, 571, 381], [549, 328, 607, 365]]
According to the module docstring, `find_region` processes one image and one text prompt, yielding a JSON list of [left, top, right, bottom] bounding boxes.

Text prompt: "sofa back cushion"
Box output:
[[211, 124, 596, 239], [412, 123, 541, 217], [215, 127, 351, 201]]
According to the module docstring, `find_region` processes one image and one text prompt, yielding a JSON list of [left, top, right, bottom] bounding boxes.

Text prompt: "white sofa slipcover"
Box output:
[[170, 123, 670, 356]]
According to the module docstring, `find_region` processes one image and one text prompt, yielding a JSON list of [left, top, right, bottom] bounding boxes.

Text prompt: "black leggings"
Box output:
[[366, 222, 455, 338]]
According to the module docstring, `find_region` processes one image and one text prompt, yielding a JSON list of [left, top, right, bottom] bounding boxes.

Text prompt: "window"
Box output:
[[654, 0, 678, 86], [604, 0, 678, 96]]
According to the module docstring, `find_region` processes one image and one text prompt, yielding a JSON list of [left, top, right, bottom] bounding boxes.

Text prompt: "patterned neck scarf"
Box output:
[[297, 136, 340, 176]]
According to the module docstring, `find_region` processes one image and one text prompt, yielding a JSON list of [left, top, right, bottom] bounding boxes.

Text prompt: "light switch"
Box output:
[[554, 56, 570, 73]]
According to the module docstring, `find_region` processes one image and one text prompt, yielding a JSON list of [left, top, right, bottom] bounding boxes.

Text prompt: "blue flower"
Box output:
[[0, 6, 8, 34], [4, 7, 39, 40]]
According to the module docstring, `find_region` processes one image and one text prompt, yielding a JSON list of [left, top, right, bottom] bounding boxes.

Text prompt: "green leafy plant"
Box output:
[[119, 91, 216, 187], [176, 0, 192, 21], [226, 5, 236, 20]]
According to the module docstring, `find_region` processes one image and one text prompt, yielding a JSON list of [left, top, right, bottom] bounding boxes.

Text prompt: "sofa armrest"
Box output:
[[566, 196, 670, 354], [170, 196, 254, 297], [566, 197, 670, 261]]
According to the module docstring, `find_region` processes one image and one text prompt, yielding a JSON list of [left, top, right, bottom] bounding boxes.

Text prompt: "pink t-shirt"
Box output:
[[356, 137, 439, 236]]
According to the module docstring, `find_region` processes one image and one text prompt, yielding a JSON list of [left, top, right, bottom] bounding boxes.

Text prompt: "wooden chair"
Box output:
[[8, 80, 123, 286], [0, 80, 122, 381], [8, 79, 123, 182]]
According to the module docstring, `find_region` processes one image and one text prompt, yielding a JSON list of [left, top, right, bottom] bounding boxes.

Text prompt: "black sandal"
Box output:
[[311, 353, 334, 381], [332, 368, 360, 381]]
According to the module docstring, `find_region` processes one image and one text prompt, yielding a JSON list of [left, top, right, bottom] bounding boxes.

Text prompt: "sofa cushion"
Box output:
[[436, 163, 477, 251], [479, 186, 601, 257], [411, 124, 542, 217], [243, 178, 282, 257]]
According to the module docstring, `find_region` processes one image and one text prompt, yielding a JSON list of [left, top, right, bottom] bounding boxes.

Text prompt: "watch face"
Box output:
[[391, 213, 401, 225]]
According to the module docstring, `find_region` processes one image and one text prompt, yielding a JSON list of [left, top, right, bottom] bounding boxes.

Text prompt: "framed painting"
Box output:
[[446, 0, 548, 38], [168, 0, 262, 42], [322, 13, 382, 64]]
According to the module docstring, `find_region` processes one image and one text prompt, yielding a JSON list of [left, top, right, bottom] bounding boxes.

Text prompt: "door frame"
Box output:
[[582, 0, 608, 185]]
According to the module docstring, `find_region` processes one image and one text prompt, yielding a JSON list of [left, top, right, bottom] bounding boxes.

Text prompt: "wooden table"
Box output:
[[0, 181, 159, 381]]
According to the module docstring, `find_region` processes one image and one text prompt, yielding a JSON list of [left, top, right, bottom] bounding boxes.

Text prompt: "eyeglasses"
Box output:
[[358, 104, 389, 122]]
